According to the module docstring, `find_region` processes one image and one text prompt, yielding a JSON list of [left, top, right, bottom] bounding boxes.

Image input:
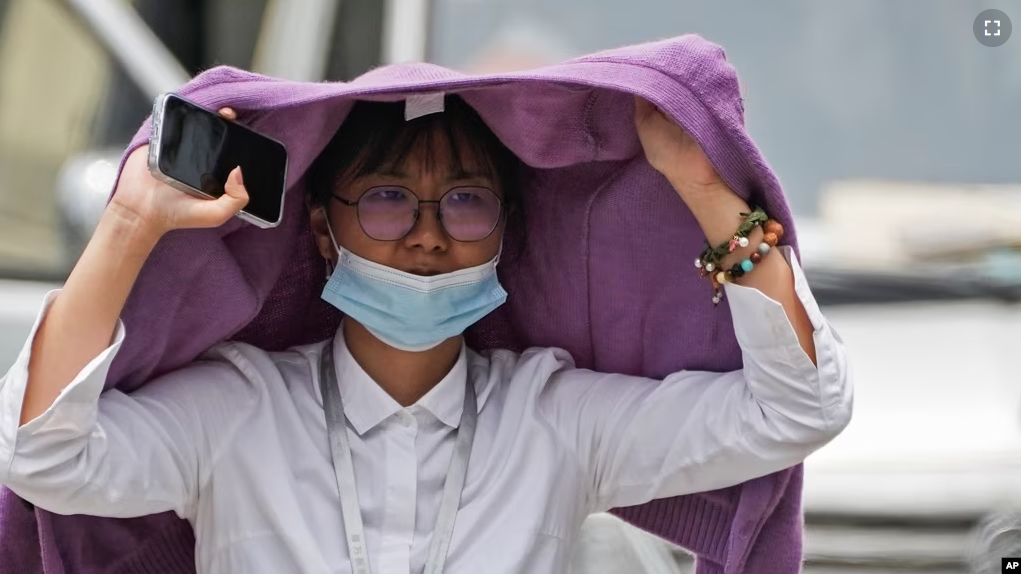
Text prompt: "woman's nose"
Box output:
[[403, 203, 449, 251]]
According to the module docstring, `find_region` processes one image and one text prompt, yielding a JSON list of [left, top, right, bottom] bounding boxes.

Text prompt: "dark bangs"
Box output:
[[306, 95, 523, 211]]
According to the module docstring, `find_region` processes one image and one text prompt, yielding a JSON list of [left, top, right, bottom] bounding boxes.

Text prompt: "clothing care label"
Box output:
[[405, 92, 446, 121]]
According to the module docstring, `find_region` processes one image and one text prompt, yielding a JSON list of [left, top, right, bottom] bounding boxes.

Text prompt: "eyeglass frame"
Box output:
[[330, 185, 505, 242]]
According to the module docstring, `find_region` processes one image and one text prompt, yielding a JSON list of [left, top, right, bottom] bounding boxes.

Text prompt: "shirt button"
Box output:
[[399, 412, 414, 428]]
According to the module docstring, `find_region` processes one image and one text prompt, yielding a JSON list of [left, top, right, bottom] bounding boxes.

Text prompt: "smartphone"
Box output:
[[147, 93, 288, 229]]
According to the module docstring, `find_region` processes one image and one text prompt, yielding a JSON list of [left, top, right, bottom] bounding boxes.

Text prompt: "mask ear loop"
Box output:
[[321, 207, 342, 280], [493, 241, 504, 267]]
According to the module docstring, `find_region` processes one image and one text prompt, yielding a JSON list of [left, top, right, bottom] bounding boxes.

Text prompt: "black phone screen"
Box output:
[[157, 95, 287, 225]]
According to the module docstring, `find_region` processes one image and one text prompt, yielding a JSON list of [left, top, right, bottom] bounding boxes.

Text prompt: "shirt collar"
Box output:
[[415, 345, 469, 429], [331, 328, 472, 435]]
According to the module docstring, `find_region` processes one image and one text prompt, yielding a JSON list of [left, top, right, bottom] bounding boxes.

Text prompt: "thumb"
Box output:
[[181, 167, 250, 228], [217, 167, 250, 218], [222, 167, 250, 207]]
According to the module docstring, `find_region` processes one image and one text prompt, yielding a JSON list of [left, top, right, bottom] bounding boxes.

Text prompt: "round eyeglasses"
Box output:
[[332, 186, 503, 242]]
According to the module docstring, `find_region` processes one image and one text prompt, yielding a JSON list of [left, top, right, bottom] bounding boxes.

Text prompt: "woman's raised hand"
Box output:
[[20, 107, 251, 426], [633, 96, 728, 199], [108, 107, 249, 240]]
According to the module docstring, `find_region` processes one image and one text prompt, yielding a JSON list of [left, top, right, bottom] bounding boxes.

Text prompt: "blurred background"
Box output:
[[1, 1, 1019, 572]]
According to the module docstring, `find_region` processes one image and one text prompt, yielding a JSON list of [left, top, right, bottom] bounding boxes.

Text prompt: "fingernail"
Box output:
[[233, 168, 243, 186]]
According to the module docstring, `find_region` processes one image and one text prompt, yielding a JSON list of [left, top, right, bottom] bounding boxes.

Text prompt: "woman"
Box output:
[[1, 93, 850, 573]]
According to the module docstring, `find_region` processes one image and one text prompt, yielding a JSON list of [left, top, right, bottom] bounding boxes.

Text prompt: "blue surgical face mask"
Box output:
[[320, 212, 508, 352]]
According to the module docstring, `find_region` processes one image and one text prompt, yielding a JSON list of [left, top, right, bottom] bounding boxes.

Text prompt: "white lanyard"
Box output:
[[319, 341, 478, 574]]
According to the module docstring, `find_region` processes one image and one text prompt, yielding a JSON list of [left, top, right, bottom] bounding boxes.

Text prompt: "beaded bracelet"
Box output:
[[696, 207, 769, 271], [694, 210, 785, 304]]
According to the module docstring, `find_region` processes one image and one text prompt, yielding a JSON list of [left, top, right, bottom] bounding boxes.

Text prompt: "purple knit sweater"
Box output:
[[0, 35, 805, 573]]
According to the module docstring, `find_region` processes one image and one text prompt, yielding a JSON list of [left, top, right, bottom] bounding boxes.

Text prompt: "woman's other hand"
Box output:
[[633, 96, 730, 199], [632, 96, 816, 363]]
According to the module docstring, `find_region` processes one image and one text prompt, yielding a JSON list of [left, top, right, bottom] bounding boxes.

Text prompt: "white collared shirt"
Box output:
[[0, 248, 851, 574]]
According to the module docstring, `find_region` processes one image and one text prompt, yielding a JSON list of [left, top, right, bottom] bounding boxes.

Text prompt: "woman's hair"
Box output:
[[305, 95, 525, 227]]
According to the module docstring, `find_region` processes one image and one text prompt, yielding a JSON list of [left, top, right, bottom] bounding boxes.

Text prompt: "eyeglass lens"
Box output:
[[356, 186, 501, 241]]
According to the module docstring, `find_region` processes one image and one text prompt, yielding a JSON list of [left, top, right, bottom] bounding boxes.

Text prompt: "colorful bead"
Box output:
[[764, 220, 784, 238], [699, 208, 777, 304]]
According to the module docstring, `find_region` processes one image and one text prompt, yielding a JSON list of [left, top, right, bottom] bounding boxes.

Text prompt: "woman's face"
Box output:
[[310, 138, 505, 276]]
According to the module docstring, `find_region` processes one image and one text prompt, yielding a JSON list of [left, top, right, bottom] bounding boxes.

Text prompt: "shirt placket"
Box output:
[[379, 409, 418, 574]]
